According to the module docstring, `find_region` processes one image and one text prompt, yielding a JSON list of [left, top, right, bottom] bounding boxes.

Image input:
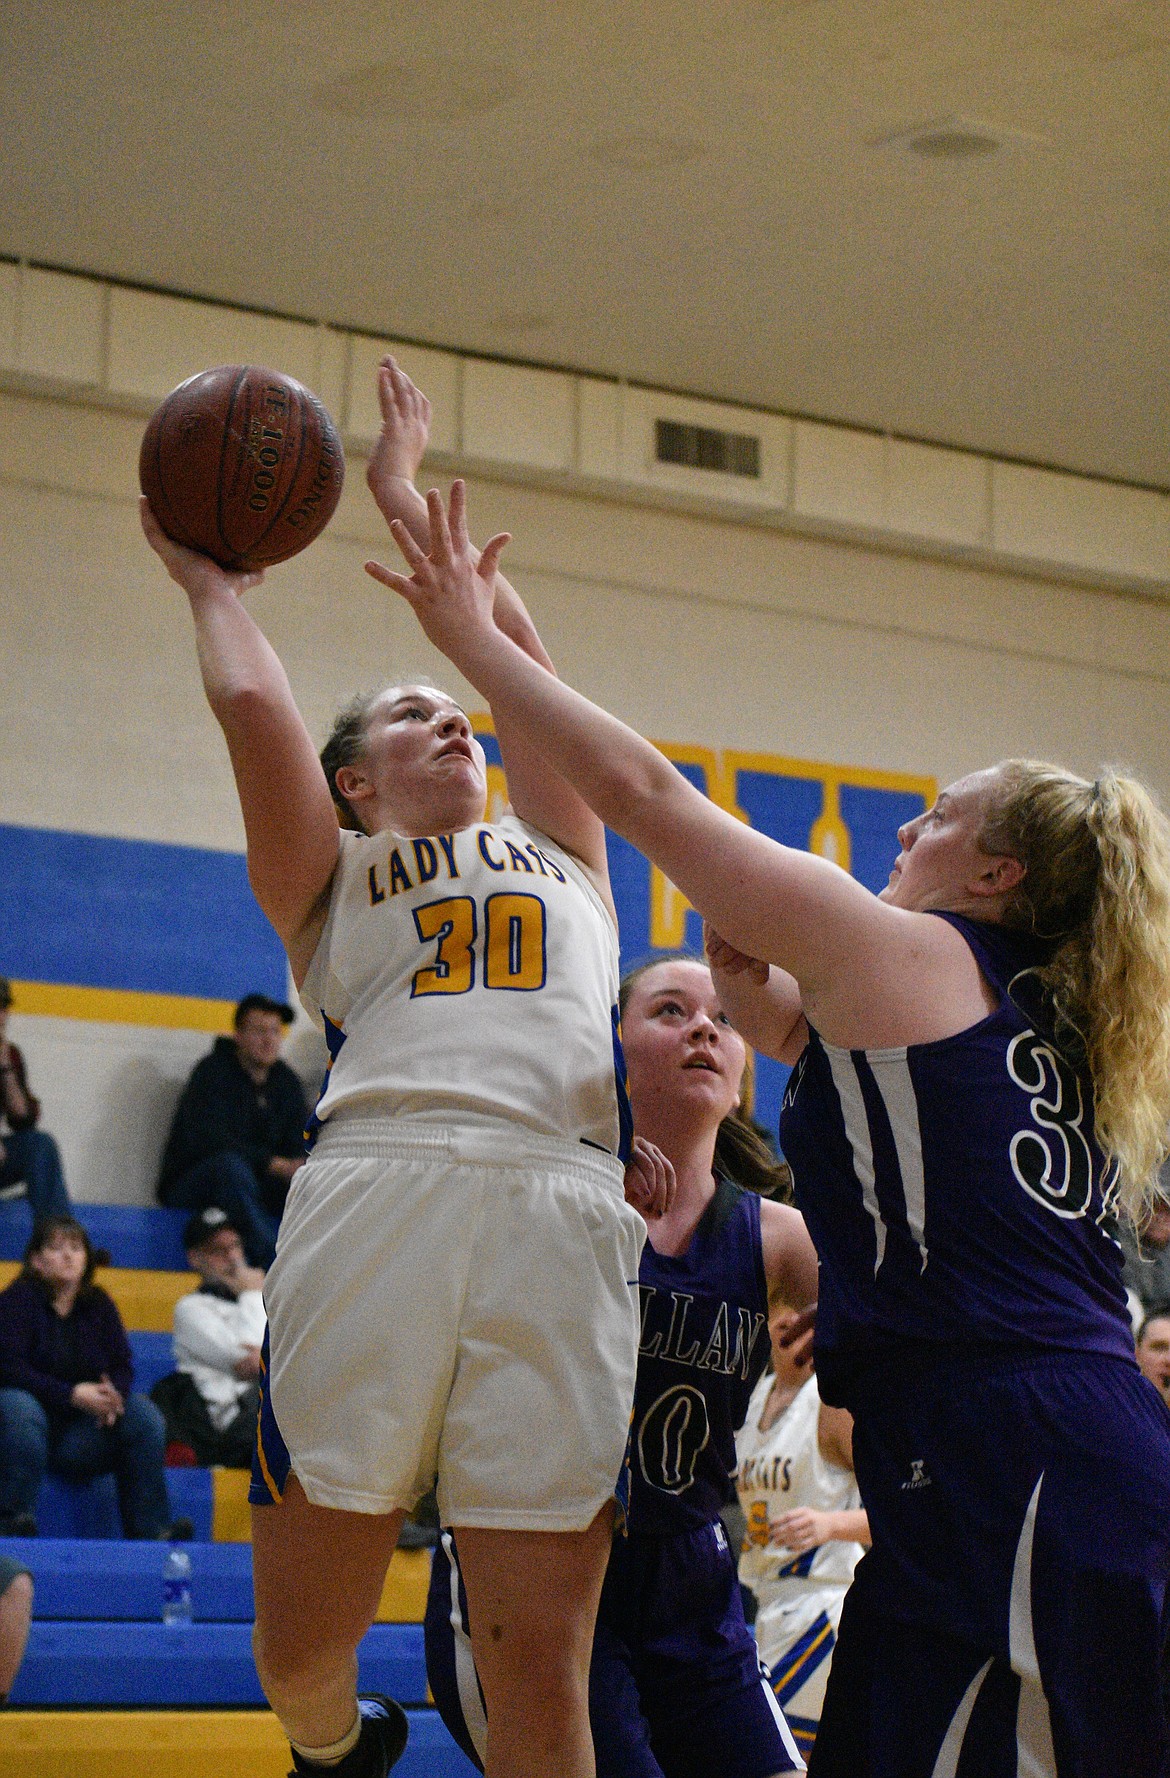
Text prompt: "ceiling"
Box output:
[[2, 0, 1167, 488]]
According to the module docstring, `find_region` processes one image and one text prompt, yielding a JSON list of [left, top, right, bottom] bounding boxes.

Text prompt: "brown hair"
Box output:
[[619, 956, 793, 1200], [22, 1215, 99, 1296], [319, 690, 381, 833], [979, 760, 1170, 1221]]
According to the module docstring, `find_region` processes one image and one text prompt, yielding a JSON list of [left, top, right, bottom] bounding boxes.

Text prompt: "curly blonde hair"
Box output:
[[979, 760, 1170, 1223]]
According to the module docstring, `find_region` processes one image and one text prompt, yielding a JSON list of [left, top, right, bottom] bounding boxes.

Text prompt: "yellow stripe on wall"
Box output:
[[7, 980, 236, 1032]]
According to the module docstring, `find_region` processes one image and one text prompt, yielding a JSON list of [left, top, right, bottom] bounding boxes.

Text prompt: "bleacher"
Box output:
[[0, 1200, 477, 1777]]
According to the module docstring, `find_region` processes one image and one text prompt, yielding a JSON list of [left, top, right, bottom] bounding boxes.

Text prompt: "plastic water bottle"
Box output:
[[162, 1546, 192, 1626]]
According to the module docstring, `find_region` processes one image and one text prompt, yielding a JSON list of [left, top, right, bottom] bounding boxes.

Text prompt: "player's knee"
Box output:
[[252, 1620, 340, 1699], [481, 1629, 586, 1725]]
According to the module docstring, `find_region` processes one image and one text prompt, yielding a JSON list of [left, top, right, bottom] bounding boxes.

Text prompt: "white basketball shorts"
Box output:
[[257, 1117, 646, 1530]]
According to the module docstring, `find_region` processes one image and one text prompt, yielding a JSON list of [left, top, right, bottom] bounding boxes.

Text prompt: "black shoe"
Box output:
[[159, 1517, 195, 1541], [0, 1513, 36, 1538], [358, 1697, 408, 1776], [288, 1695, 408, 1778]]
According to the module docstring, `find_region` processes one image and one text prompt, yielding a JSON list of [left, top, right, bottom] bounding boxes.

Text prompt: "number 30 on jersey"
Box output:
[[411, 893, 548, 996]]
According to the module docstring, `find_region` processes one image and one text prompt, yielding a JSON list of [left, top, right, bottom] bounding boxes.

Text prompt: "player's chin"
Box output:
[[680, 1064, 731, 1098], [436, 752, 482, 782], [434, 757, 485, 797]]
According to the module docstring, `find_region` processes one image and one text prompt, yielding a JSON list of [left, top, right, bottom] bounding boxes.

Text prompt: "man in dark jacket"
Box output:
[[157, 994, 309, 1268]]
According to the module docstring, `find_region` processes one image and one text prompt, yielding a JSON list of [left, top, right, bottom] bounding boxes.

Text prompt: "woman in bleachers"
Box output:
[[0, 1214, 182, 1539]]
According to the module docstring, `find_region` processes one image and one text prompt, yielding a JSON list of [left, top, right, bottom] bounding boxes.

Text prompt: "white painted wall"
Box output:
[[3, 389, 1169, 1203]]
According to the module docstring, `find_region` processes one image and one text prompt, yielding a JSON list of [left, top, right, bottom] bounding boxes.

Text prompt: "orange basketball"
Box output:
[[139, 365, 345, 570]]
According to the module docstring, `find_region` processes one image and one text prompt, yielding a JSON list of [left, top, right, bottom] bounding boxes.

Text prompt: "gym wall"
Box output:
[[1, 277, 1168, 1203]]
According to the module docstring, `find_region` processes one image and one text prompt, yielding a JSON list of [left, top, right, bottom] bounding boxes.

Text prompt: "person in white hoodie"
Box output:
[[162, 1207, 267, 1467]]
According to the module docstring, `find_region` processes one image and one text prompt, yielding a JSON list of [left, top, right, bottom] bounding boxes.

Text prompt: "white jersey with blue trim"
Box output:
[[299, 813, 630, 1158], [736, 1373, 863, 1601]]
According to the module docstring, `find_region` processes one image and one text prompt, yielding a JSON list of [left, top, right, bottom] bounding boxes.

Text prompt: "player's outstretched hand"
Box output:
[[365, 480, 510, 664], [140, 498, 266, 604], [366, 355, 431, 518], [623, 1136, 677, 1221], [705, 924, 770, 985]]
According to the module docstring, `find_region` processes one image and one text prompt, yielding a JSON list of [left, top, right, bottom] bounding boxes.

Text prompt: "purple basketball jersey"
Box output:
[[779, 912, 1133, 1393]]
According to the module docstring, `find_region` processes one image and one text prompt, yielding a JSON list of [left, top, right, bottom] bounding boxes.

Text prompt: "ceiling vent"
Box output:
[[655, 418, 761, 479]]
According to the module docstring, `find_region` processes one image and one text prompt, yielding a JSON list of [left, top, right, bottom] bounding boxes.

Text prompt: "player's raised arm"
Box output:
[[367, 485, 982, 1048], [365, 360, 614, 914], [704, 928, 808, 1064], [140, 500, 339, 976]]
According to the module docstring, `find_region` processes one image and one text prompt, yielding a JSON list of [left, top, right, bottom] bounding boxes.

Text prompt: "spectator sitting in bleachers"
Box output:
[[0, 1215, 190, 1539], [0, 978, 72, 1222], [151, 1206, 266, 1468], [156, 993, 308, 1270]]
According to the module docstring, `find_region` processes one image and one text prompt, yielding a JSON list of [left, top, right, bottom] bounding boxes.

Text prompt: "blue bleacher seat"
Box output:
[[0, 1196, 36, 1258], [10, 1620, 428, 1706], [0, 1201, 190, 1268], [399, 1712, 481, 1778], [33, 1467, 213, 1541], [0, 1533, 479, 1776], [1, 1535, 254, 1619], [31, 1473, 121, 1540], [128, 1329, 175, 1394]]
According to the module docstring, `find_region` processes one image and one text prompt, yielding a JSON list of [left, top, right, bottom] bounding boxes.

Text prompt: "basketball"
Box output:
[[139, 365, 345, 570]]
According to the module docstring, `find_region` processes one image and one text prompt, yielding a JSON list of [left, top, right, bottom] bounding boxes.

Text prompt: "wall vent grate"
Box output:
[[655, 418, 761, 478]]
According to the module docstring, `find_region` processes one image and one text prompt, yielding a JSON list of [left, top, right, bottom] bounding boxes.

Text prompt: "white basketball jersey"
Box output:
[[299, 814, 627, 1156], [735, 1373, 863, 1602]]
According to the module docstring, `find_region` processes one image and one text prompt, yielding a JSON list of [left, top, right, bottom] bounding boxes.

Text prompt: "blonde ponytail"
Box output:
[[980, 761, 1170, 1222]]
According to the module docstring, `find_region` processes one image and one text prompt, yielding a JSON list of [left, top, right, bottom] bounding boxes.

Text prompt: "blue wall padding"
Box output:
[[0, 823, 286, 1002], [11, 1620, 427, 1705], [12, 1536, 254, 1621]]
